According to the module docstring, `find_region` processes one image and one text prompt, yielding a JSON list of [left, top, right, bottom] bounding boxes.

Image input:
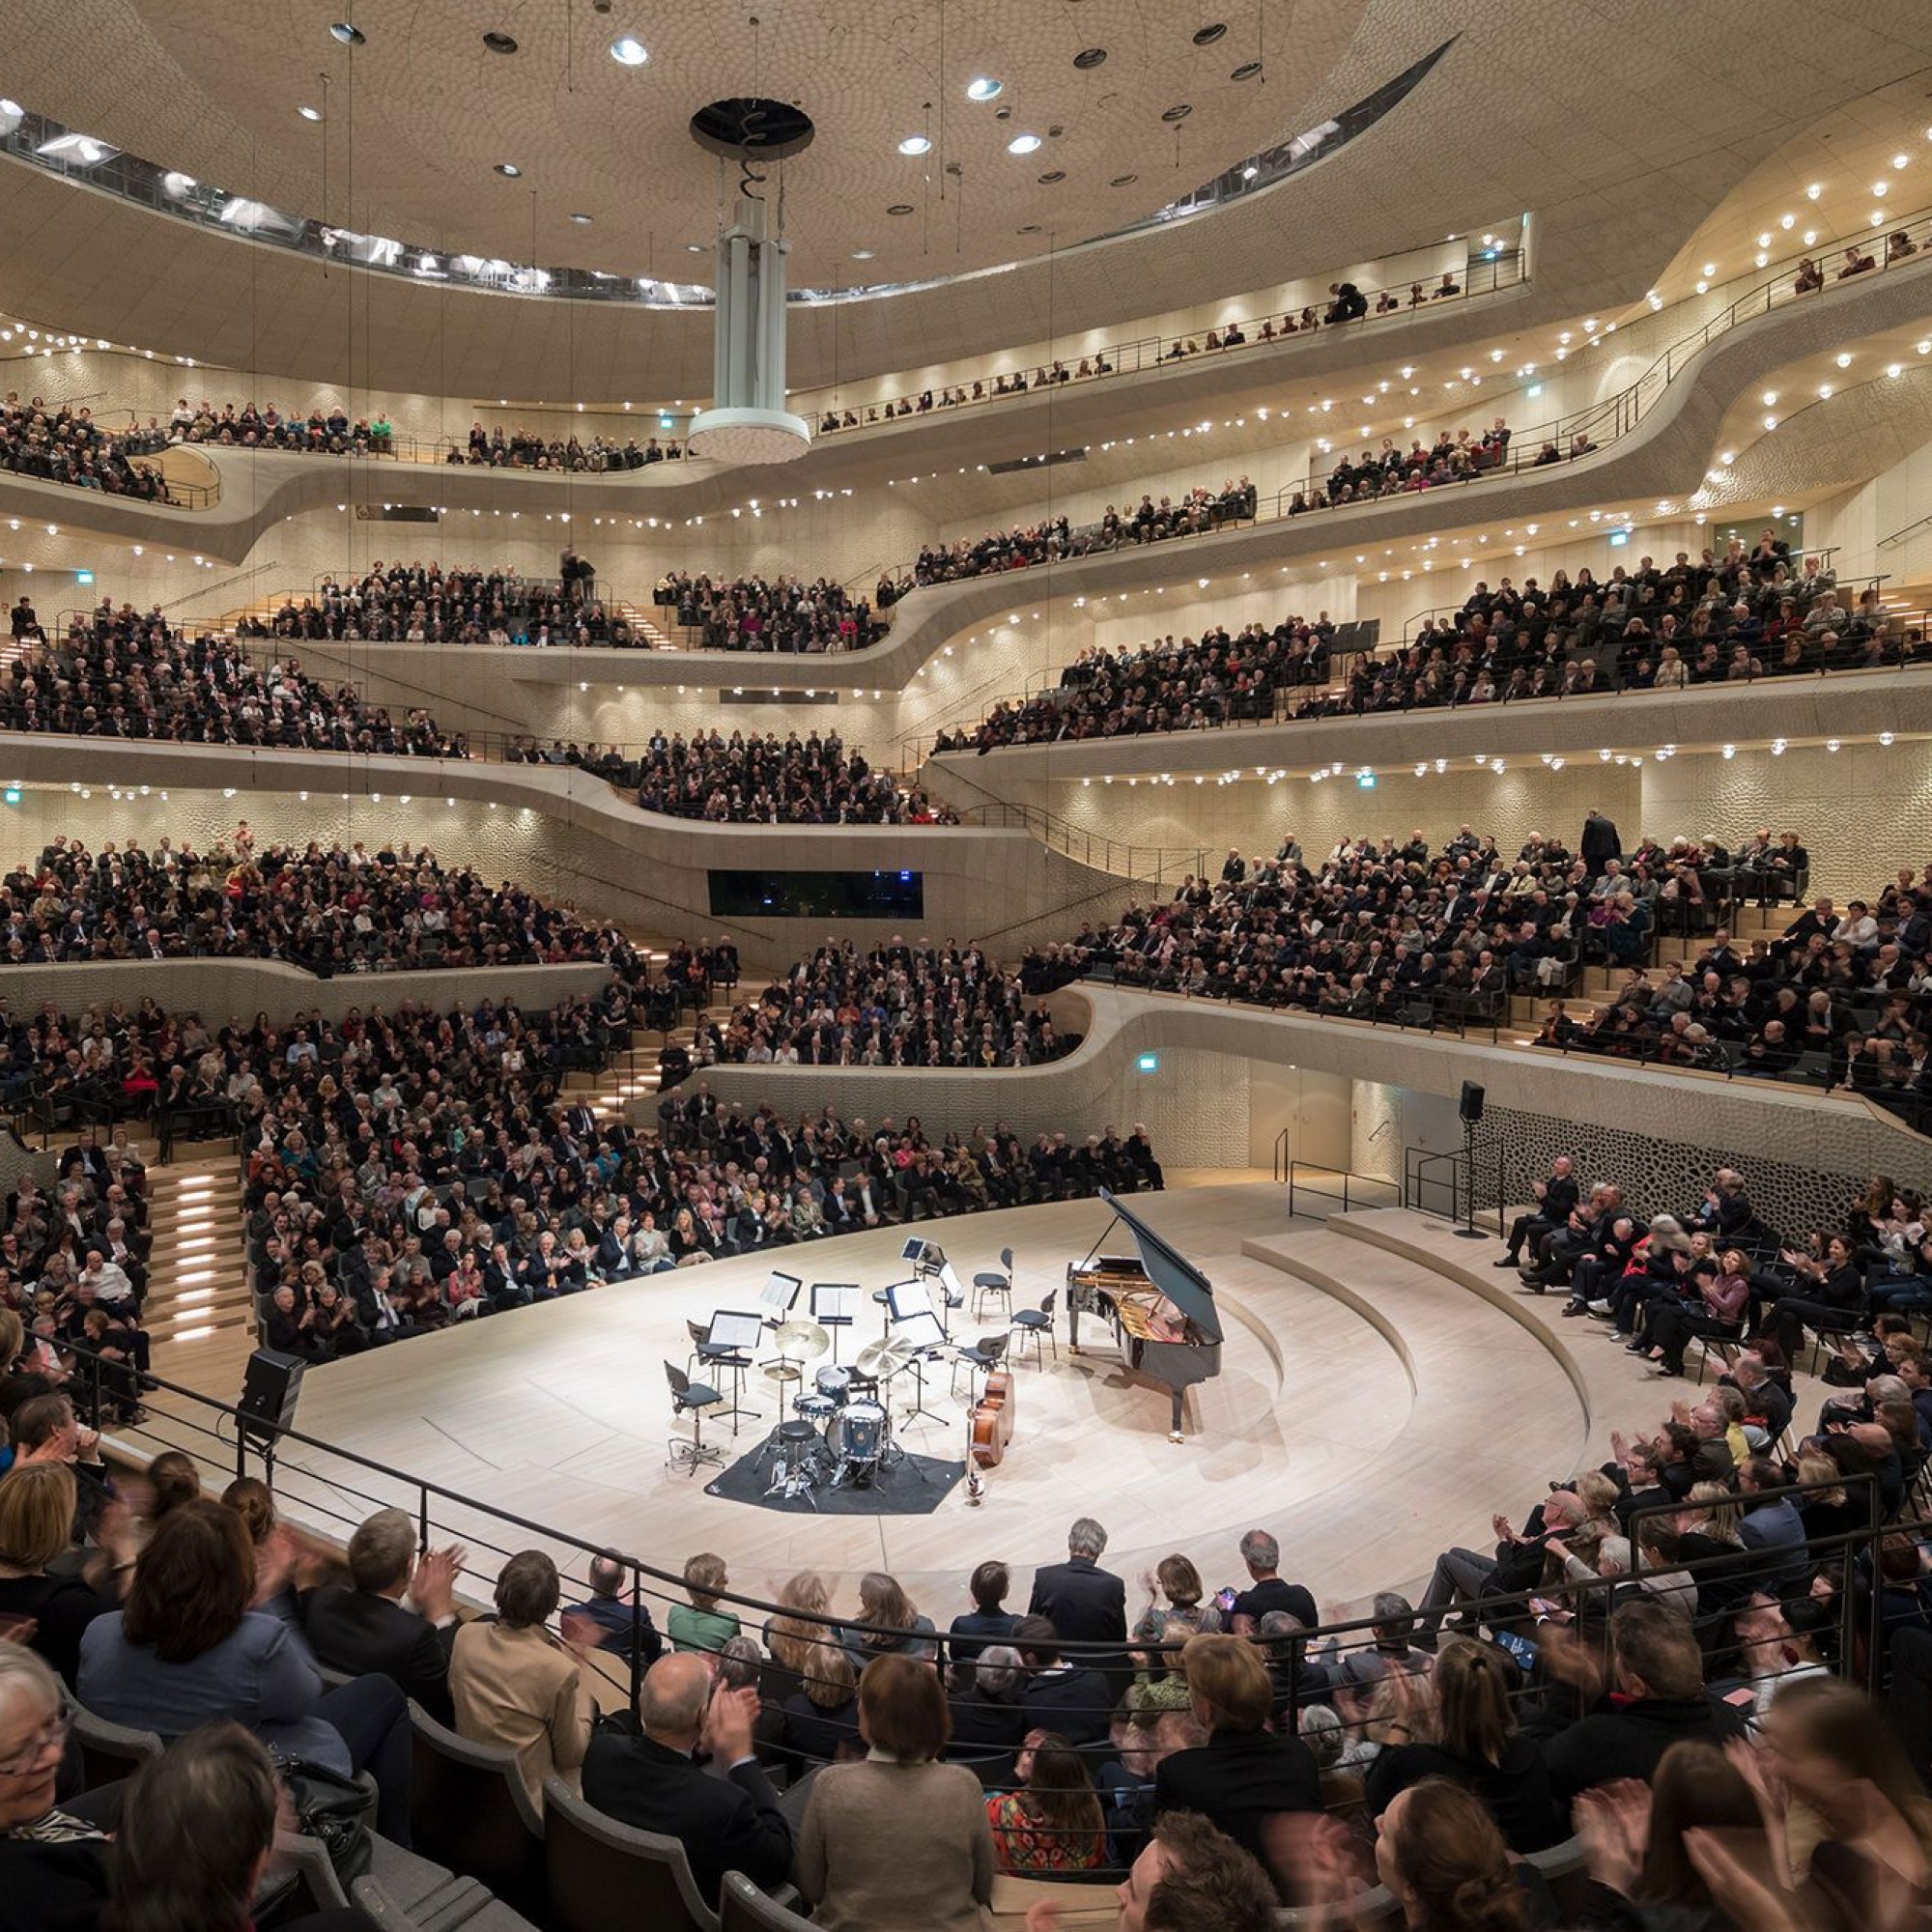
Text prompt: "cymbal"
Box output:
[[772, 1318, 831, 1361], [760, 1362, 805, 1387], [856, 1336, 915, 1379]]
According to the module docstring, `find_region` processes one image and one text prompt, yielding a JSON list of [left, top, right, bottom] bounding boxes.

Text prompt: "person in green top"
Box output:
[[668, 1549, 743, 1654]]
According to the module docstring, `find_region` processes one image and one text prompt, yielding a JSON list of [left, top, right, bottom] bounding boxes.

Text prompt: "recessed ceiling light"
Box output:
[[609, 35, 648, 66], [1110, 173, 1138, 186], [1192, 22, 1229, 44], [1017, 223, 1042, 235], [482, 30, 518, 54], [1231, 59, 1263, 80], [494, 161, 522, 177], [569, 212, 593, 224], [685, 241, 704, 252], [886, 202, 915, 214], [297, 104, 322, 122], [851, 249, 875, 261], [328, 20, 364, 45], [1007, 132, 1042, 155], [1037, 169, 1065, 184], [1073, 46, 1108, 68], [897, 134, 931, 156], [1161, 103, 1193, 123]]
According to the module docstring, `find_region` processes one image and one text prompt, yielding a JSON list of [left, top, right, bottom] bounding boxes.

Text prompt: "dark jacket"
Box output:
[[1544, 1693, 1748, 1805], [1365, 1734, 1563, 1853], [947, 1689, 1029, 1755], [1020, 1666, 1114, 1744], [1027, 1557, 1127, 1649], [581, 1731, 792, 1907], [1153, 1728, 1321, 1868], [300, 1583, 456, 1725]]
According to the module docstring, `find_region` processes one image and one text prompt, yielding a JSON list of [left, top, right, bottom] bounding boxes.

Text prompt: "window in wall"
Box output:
[[708, 869, 924, 919]]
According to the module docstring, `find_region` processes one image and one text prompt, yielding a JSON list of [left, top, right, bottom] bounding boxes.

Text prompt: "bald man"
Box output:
[[581, 1652, 791, 1904]]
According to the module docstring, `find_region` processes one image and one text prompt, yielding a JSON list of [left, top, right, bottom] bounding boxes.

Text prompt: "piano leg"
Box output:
[[1168, 1385, 1184, 1445]]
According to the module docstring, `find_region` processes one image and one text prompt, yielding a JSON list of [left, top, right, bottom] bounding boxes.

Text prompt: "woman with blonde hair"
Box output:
[[766, 1570, 835, 1687], [1366, 1637, 1561, 1852], [0, 1463, 131, 1683], [839, 1570, 936, 1667]]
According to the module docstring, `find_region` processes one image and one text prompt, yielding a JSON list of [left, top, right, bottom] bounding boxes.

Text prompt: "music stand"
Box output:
[[888, 1309, 950, 1431], [702, 1309, 764, 1435], [811, 1283, 862, 1362], [759, 1272, 803, 1377]]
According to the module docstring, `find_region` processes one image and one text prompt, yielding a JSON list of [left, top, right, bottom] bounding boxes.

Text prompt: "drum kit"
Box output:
[[754, 1317, 924, 1502]]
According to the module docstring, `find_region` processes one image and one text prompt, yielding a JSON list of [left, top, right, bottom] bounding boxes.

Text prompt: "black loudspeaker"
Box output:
[[1459, 1081, 1486, 1124], [238, 1348, 305, 1438]]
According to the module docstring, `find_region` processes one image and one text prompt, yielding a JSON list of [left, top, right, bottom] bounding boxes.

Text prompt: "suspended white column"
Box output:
[[688, 196, 810, 466]]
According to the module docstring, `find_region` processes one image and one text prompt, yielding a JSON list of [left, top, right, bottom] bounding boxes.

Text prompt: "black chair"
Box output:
[[950, 1330, 1009, 1402], [1010, 1289, 1058, 1369], [404, 1701, 547, 1921], [972, 1247, 1014, 1320], [543, 1776, 719, 1932], [666, 1360, 724, 1474]]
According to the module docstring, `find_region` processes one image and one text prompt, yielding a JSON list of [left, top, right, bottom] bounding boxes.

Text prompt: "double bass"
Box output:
[[968, 1367, 1016, 1467]]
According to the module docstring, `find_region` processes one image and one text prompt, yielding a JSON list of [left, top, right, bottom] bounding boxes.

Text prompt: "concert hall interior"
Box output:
[[3, 4, 1932, 1928]]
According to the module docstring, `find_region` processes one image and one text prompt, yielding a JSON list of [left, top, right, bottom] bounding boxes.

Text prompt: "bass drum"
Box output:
[[827, 1399, 887, 1484]]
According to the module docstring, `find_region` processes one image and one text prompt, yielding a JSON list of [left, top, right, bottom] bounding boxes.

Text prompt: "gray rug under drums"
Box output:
[[703, 1439, 966, 1515]]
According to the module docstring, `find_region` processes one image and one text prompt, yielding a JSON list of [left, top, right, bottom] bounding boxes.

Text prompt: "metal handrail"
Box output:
[[1286, 1159, 1402, 1219], [1405, 1142, 1507, 1237]]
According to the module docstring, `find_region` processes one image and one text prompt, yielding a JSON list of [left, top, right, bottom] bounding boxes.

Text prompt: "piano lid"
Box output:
[[1095, 1190, 1221, 1344]]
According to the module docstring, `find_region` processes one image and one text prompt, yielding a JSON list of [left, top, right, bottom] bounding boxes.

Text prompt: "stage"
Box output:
[[155, 1178, 1644, 1626]]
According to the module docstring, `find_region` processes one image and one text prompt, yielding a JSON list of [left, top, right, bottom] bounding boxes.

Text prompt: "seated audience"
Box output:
[[300, 1508, 463, 1724], [985, 1730, 1108, 1872], [580, 1651, 791, 1905], [449, 1548, 595, 1810], [796, 1653, 995, 1932], [76, 1496, 412, 1842]]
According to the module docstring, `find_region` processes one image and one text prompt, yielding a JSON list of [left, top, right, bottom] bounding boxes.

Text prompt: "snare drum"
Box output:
[[828, 1399, 886, 1466], [794, 1392, 838, 1426], [814, 1365, 853, 1405]]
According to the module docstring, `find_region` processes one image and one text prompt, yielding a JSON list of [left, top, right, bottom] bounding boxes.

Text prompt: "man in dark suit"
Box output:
[[1154, 1634, 1320, 1888], [561, 1552, 663, 1668], [581, 1653, 791, 1907], [945, 1646, 1030, 1755], [1579, 809, 1621, 874], [1497, 1154, 1580, 1269], [301, 1508, 461, 1725], [1012, 1616, 1113, 1745], [1027, 1516, 1127, 1669]]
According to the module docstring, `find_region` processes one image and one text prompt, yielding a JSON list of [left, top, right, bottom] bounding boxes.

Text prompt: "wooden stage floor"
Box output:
[[172, 1175, 1584, 1626]]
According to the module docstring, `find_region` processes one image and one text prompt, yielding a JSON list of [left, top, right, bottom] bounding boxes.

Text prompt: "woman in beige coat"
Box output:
[[450, 1549, 596, 1810]]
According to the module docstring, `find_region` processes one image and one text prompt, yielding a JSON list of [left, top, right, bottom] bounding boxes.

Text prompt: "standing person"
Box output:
[[1028, 1518, 1127, 1677], [796, 1653, 995, 1932], [1580, 808, 1622, 875]]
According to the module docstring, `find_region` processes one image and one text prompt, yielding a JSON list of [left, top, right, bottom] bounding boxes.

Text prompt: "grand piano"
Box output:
[[1066, 1189, 1222, 1441]]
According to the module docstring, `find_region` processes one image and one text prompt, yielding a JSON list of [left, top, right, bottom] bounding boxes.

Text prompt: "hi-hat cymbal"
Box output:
[[856, 1336, 915, 1379], [773, 1318, 831, 1361], [760, 1361, 805, 1387]]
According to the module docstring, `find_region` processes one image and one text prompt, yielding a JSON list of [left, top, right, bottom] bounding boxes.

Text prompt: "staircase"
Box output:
[[1501, 901, 1790, 1040], [120, 1132, 254, 1395]]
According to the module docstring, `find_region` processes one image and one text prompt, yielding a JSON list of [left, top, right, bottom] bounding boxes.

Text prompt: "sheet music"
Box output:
[[885, 1279, 932, 1322], [890, 1310, 948, 1352], [706, 1309, 764, 1352], [811, 1283, 862, 1323], [761, 1271, 802, 1315]]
